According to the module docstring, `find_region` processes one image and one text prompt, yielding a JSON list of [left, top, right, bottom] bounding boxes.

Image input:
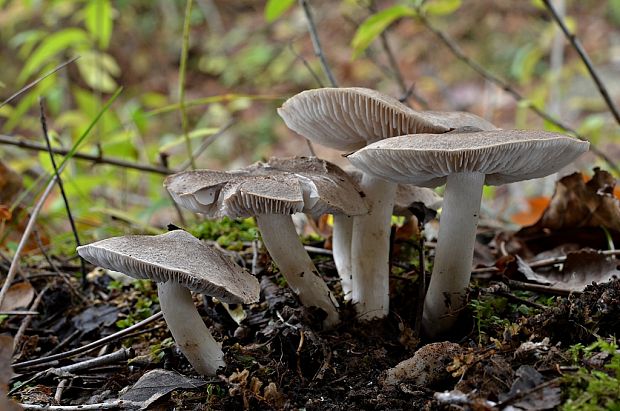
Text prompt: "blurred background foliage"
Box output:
[[0, 0, 619, 253]]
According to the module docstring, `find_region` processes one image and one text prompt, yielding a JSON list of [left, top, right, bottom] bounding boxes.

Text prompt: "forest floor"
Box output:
[[3, 168, 620, 410]]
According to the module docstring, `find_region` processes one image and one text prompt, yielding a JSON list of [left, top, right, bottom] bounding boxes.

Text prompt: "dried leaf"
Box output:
[[511, 196, 550, 226], [120, 369, 206, 409], [0, 335, 23, 411], [527, 169, 620, 232], [263, 382, 285, 408], [72, 305, 119, 332], [499, 365, 561, 410], [0, 282, 34, 311]]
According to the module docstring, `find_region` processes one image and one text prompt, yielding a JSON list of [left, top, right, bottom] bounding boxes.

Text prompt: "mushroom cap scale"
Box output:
[[277, 87, 497, 151], [77, 230, 259, 304], [347, 130, 589, 187]]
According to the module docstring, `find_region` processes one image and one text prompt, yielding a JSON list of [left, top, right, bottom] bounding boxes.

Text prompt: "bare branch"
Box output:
[[0, 134, 172, 175], [542, 0, 620, 126], [417, 14, 620, 175], [299, 0, 338, 87]]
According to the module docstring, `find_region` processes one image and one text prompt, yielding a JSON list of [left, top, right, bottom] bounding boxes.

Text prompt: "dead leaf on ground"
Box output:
[[511, 196, 550, 226], [120, 369, 206, 409], [0, 335, 23, 411], [0, 282, 34, 312], [522, 168, 620, 232], [503, 250, 620, 292]]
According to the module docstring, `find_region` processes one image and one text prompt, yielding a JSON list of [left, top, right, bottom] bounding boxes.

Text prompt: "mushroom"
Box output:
[[77, 229, 259, 375], [347, 129, 589, 335], [164, 157, 368, 328], [278, 87, 496, 320], [336, 166, 442, 300]]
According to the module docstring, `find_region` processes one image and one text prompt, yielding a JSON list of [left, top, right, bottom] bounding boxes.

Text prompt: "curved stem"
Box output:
[[351, 173, 397, 320], [332, 214, 353, 300], [158, 281, 224, 375], [256, 214, 340, 328], [422, 172, 484, 337]]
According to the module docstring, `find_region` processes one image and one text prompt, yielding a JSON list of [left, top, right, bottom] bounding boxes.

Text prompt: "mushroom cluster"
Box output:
[[77, 87, 590, 379]]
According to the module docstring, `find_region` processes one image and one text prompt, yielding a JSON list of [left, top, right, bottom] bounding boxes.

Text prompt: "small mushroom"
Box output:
[[278, 87, 496, 320], [348, 129, 589, 336], [77, 230, 259, 375], [165, 158, 368, 328]]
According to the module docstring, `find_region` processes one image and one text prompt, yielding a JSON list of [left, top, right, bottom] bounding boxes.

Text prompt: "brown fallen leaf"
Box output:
[[0, 282, 34, 312], [511, 196, 550, 226], [525, 168, 620, 232], [504, 250, 620, 292], [0, 335, 23, 411]]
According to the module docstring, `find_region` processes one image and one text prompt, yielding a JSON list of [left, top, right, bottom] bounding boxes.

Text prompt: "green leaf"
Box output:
[[75, 50, 120, 93], [18, 28, 90, 84], [264, 0, 296, 22], [84, 0, 113, 49], [351, 5, 417, 58], [422, 0, 462, 16]]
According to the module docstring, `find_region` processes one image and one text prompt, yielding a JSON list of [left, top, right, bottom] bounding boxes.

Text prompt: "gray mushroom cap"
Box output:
[[277, 87, 497, 151], [164, 158, 369, 219], [77, 230, 259, 304], [347, 130, 590, 188]]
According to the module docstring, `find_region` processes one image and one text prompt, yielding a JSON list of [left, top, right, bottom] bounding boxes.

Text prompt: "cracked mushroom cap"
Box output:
[[165, 158, 369, 219], [277, 87, 497, 151], [77, 230, 259, 304], [347, 130, 590, 187]]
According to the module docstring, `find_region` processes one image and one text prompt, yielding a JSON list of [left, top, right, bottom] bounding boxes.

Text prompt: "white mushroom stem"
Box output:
[[351, 173, 397, 320], [256, 213, 340, 328], [157, 281, 225, 375], [422, 172, 485, 337], [332, 214, 354, 300]]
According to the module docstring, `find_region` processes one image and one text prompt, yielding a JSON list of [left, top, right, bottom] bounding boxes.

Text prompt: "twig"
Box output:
[[0, 170, 65, 309], [286, 43, 319, 157], [299, 0, 338, 87], [368, 1, 429, 109], [19, 400, 141, 410], [47, 347, 135, 377], [177, 120, 235, 170], [160, 153, 187, 226], [179, 0, 196, 169], [54, 378, 70, 403], [0, 57, 79, 109], [0, 310, 39, 315], [417, 14, 620, 175], [0, 134, 172, 175], [39, 99, 87, 286], [414, 235, 426, 336], [13, 284, 50, 352], [12, 311, 163, 371], [504, 278, 578, 297], [542, 0, 620, 125]]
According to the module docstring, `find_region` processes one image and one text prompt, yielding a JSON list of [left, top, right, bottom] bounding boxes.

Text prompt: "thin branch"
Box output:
[[299, 0, 338, 87], [12, 311, 164, 371], [19, 400, 142, 410], [0, 134, 172, 175], [0, 171, 64, 309], [542, 0, 620, 125], [417, 14, 620, 176], [368, 1, 429, 109], [13, 284, 51, 352], [39, 99, 87, 286], [177, 120, 235, 170], [179, 0, 196, 169], [0, 57, 79, 110]]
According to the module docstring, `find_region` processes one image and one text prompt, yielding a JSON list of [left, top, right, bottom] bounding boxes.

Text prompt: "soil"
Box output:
[[5, 232, 620, 410]]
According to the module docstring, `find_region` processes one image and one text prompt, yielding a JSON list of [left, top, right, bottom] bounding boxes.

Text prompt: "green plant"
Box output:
[[469, 295, 510, 345], [562, 339, 620, 411], [191, 217, 258, 251]]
